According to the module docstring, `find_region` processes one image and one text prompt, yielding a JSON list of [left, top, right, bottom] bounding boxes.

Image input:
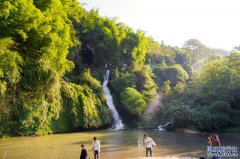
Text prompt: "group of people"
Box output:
[[80, 134, 156, 159], [143, 133, 221, 158], [208, 133, 220, 147], [80, 133, 221, 159], [208, 133, 221, 159], [80, 136, 100, 159]]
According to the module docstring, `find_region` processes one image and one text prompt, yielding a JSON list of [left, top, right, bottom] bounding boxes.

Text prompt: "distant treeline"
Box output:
[[0, 0, 239, 136]]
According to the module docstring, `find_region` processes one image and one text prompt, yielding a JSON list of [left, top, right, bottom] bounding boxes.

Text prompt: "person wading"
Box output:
[[143, 134, 156, 157], [80, 144, 88, 159], [208, 133, 221, 159], [92, 136, 100, 159]]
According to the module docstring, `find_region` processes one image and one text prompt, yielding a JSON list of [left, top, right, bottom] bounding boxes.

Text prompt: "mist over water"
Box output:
[[141, 93, 164, 128], [141, 93, 172, 130], [145, 93, 163, 114], [103, 70, 124, 130]]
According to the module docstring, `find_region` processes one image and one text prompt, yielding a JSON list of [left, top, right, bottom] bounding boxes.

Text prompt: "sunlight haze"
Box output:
[[79, 0, 240, 51]]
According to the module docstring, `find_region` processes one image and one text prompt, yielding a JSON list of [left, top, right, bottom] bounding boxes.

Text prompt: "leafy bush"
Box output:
[[154, 64, 189, 86], [120, 87, 146, 115], [112, 73, 136, 92]]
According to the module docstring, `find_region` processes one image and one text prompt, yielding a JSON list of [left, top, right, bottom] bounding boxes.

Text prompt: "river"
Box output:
[[0, 130, 239, 159]]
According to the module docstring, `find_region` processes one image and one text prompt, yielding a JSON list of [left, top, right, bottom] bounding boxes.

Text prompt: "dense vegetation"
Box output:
[[0, 0, 239, 136]]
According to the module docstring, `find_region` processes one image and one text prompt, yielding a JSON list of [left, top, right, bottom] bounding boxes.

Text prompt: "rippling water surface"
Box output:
[[0, 130, 239, 159]]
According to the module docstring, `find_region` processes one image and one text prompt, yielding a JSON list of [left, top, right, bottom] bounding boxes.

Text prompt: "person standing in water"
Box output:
[[208, 133, 221, 159], [92, 136, 100, 159], [143, 134, 156, 157], [208, 134, 220, 147], [80, 144, 88, 159]]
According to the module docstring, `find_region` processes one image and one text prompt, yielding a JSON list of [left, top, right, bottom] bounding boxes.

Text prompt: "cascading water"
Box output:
[[103, 70, 124, 130], [158, 122, 171, 131]]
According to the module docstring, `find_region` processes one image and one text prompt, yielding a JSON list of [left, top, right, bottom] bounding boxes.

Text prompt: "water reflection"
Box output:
[[0, 130, 239, 159]]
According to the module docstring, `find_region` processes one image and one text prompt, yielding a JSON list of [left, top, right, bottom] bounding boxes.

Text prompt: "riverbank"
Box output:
[[222, 127, 240, 133], [174, 128, 201, 134], [2, 125, 240, 139], [173, 127, 240, 134]]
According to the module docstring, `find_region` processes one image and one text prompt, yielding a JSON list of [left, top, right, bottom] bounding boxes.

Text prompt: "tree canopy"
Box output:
[[0, 0, 239, 136]]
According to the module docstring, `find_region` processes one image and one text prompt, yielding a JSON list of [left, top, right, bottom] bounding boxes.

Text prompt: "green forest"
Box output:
[[0, 0, 240, 136]]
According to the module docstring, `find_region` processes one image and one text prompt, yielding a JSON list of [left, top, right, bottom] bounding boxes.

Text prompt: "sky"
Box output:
[[79, 0, 240, 51]]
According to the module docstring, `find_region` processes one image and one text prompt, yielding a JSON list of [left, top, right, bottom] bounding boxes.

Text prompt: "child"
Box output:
[[80, 144, 88, 159]]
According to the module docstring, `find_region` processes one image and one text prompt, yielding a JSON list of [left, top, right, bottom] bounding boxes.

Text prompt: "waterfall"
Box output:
[[103, 70, 124, 130], [158, 122, 171, 131]]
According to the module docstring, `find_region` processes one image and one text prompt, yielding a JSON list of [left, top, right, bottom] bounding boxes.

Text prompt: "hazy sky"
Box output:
[[79, 0, 240, 51]]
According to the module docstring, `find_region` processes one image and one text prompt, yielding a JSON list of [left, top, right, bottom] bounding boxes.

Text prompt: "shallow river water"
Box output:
[[0, 130, 239, 159]]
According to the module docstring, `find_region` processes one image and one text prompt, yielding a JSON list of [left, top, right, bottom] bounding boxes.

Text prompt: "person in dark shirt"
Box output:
[[80, 144, 88, 159]]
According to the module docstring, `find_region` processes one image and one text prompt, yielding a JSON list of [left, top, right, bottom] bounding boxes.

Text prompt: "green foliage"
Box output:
[[57, 82, 110, 132], [19, 95, 59, 135], [77, 9, 123, 66], [0, 0, 105, 136], [146, 43, 174, 66], [161, 99, 233, 131], [193, 54, 240, 103], [173, 48, 192, 74], [162, 80, 171, 95], [161, 99, 192, 128], [133, 66, 158, 101], [79, 68, 104, 96], [120, 87, 146, 115], [111, 66, 157, 126], [154, 64, 189, 87], [1, 0, 239, 135], [0, 37, 22, 89], [131, 30, 150, 66], [190, 53, 240, 130], [60, 0, 85, 23], [112, 73, 136, 92], [54, 69, 110, 132], [187, 101, 231, 131], [173, 82, 186, 94], [0, 37, 23, 134], [160, 52, 240, 131]]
